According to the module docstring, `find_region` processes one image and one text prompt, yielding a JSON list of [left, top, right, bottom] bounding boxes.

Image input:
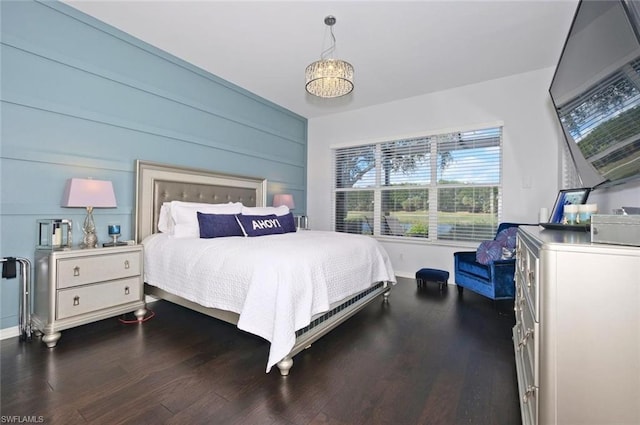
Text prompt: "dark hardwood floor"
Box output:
[[1, 277, 521, 425]]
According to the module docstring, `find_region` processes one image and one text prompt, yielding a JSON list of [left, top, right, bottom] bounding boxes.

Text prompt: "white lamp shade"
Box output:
[[61, 178, 117, 208], [273, 194, 295, 209]]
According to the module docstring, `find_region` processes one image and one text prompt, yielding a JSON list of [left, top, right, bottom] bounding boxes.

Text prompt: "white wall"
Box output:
[[307, 67, 564, 278], [589, 180, 640, 214]]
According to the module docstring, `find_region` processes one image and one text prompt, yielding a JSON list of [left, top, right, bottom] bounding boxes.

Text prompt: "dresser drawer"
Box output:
[[519, 299, 538, 386], [514, 324, 538, 425], [57, 251, 141, 289], [517, 237, 539, 321], [56, 277, 141, 319], [521, 348, 538, 425]]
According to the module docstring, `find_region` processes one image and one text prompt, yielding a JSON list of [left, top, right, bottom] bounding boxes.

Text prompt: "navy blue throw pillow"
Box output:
[[279, 212, 297, 233], [236, 214, 285, 237], [197, 212, 244, 238]]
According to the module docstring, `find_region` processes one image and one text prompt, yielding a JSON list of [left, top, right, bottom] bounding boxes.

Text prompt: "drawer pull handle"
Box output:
[[73, 266, 80, 277], [73, 296, 80, 306], [519, 329, 533, 347], [124, 260, 130, 269], [523, 385, 536, 403], [124, 286, 130, 295]]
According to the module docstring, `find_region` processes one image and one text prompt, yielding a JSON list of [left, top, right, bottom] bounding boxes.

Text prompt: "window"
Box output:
[[333, 126, 502, 242]]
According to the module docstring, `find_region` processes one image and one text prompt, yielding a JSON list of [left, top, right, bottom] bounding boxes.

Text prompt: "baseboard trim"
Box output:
[[395, 271, 415, 279], [0, 326, 20, 341]]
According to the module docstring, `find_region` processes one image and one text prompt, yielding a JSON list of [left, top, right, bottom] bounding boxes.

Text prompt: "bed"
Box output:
[[135, 160, 396, 375]]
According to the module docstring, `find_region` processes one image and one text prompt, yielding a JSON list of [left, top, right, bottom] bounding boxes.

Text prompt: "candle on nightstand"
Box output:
[[108, 224, 121, 236], [53, 222, 62, 246]]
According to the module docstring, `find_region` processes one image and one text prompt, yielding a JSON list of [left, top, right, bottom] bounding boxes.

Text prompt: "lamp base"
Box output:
[[81, 232, 98, 249], [82, 207, 98, 248]]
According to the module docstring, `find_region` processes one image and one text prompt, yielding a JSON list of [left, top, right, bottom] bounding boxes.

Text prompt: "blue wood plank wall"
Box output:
[[0, 0, 308, 330]]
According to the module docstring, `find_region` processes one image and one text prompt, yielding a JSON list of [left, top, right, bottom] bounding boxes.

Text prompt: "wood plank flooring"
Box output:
[[0, 277, 521, 424]]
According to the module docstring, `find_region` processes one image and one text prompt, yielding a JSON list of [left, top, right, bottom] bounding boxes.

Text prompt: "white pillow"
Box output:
[[240, 205, 289, 216], [157, 202, 174, 234], [170, 201, 243, 238]]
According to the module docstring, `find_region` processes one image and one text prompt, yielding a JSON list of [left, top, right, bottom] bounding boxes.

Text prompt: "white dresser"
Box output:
[[32, 245, 147, 348], [514, 226, 640, 425]]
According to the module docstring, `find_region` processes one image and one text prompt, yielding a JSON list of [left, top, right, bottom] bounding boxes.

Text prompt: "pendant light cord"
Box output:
[[320, 25, 337, 60], [320, 16, 337, 60]]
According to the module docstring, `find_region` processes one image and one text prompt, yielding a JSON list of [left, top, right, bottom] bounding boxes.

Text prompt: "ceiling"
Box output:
[[62, 0, 579, 119]]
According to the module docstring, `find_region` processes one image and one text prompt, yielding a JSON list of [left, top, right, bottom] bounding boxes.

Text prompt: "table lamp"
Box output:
[[273, 194, 295, 209], [61, 178, 117, 248]]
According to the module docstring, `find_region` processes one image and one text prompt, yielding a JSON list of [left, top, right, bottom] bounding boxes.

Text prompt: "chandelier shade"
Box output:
[[305, 59, 354, 98], [305, 15, 354, 98]]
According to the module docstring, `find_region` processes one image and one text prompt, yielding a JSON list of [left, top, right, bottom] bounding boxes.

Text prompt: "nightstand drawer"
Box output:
[[56, 277, 142, 320], [57, 251, 141, 289]]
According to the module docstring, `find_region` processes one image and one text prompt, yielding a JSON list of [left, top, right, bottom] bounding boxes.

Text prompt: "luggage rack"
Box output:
[[1, 257, 33, 341]]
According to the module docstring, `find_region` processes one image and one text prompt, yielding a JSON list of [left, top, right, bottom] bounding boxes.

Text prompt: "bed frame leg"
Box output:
[[383, 289, 391, 303], [277, 357, 293, 376]]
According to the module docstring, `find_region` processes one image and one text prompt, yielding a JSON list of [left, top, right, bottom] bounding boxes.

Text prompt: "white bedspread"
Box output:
[[142, 230, 396, 372]]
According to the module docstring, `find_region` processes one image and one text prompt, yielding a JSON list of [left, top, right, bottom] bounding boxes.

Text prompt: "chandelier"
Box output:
[[305, 16, 354, 98]]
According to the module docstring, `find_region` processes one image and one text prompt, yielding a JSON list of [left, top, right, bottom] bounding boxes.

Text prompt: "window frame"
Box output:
[[332, 125, 503, 243]]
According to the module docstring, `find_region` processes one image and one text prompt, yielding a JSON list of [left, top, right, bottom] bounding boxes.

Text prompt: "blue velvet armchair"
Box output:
[[453, 223, 521, 301]]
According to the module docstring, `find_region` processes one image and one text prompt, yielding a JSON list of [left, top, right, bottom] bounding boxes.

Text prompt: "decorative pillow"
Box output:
[[495, 226, 518, 249], [197, 212, 244, 238], [236, 214, 285, 237], [171, 201, 243, 238], [476, 240, 503, 265], [158, 202, 173, 234], [241, 205, 289, 216], [279, 212, 297, 233]]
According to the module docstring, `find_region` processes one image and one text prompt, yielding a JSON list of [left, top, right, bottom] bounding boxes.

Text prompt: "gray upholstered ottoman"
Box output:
[[415, 268, 449, 292]]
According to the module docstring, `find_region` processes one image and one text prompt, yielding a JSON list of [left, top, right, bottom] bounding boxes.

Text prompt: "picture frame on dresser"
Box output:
[[548, 187, 590, 224]]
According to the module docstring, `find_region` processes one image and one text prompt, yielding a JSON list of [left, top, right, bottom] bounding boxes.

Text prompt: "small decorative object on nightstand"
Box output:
[[37, 219, 73, 250], [295, 215, 309, 230], [31, 244, 147, 348], [103, 224, 127, 247]]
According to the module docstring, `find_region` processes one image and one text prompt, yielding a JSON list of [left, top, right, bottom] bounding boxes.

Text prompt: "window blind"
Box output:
[[333, 126, 502, 242]]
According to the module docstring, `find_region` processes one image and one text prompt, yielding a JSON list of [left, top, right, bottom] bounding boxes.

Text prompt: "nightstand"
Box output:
[[32, 245, 146, 348]]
